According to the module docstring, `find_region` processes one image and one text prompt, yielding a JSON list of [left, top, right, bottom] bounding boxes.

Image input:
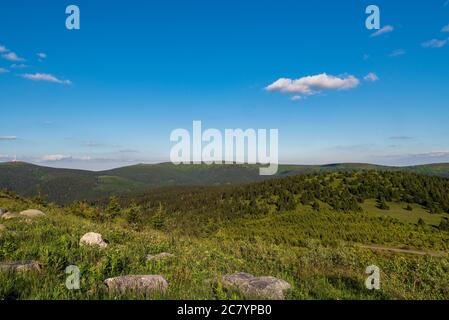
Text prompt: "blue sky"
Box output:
[[1, 0, 449, 170]]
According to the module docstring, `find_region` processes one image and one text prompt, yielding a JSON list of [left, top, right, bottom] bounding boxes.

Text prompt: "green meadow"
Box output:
[[1, 170, 449, 300]]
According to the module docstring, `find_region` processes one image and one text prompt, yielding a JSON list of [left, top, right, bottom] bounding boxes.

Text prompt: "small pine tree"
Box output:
[[417, 218, 426, 227], [312, 201, 321, 211], [376, 197, 390, 210], [405, 205, 413, 211], [151, 202, 165, 230], [105, 196, 121, 220]]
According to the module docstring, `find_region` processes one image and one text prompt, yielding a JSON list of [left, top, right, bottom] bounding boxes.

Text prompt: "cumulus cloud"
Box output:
[[442, 24, 449, 32], [0, 67, 9, 73], [2, 52, 25, 61], [22, 73, 72, 85], [266, 73, 359, 100], [363, 72, 379, 82], [389, 48, 406, 57], [370, 25, 394, 37], [422, 38, 448, 48], [37, 52, 47, 59]]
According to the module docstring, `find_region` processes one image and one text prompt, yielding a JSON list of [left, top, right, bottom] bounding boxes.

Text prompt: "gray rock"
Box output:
[[0, 208, 7, 215], [104, 275, 168, 294], [221, 272, 291, 300], [80, 232, 108, 248], [1, 212, 21, 220], [0, 260, 42, 272], [146, 252, 175, 261], [20, 209, 46, 217]]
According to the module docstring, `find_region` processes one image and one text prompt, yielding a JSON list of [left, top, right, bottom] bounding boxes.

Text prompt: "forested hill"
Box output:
[[1, 161, 449, 204]]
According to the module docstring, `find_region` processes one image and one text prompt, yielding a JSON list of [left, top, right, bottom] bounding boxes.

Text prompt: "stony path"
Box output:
[[357, 244, 444, 257]]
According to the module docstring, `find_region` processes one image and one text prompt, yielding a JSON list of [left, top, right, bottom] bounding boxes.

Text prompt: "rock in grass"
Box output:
[[0, 224, 5, 231], [79, 232, 108, 248], [104, 275, 168, 294], [0, 208, 7, 215], [220, 272, 291, 300], [1, 212, 21, 220], [0, 260, 42, 272], [20, 209, 46, 218], [146, 252, 175, 261]]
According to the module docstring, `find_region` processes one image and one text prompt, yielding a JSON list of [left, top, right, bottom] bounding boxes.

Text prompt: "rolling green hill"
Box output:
[[1, 161, 449, 204]]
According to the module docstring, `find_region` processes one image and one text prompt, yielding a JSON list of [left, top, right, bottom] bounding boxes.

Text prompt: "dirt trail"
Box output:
[[357, 244, 444, 257]]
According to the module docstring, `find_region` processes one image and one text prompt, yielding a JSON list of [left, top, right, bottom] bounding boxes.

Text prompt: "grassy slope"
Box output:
[[1, 190, 449, 300]]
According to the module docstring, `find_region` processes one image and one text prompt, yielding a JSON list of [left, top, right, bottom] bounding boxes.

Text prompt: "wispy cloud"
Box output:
[[370, 25, 394, 37], [389, 48, 406, 57], [82, 141, 106, 148], [10, 63, 27, 69], [119, 149, 140, 153], [0, 136, 17, 140], [363, 72, 379, 82], [266, 73, 359, 100], [2, 52, 25, 61], [422, 38, 448, 48], [41, 154, 73, 162], [37, 52, 47, 59], [290, 95, 302, 101], [442, 24, 449, 32], [0, 67, 9, 74], [22, 73, 72, 85], [0, 44, 8, 53], [389, 136, 413, 140]]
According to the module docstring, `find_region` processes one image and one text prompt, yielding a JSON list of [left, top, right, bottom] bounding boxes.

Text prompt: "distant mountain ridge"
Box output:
[[1, 161, 449, 204]]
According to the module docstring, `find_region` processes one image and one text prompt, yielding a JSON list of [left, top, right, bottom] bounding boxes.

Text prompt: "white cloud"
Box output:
[[266, 73, 359, 101], [363, 72, 379, 82], [290, 95, 302, 101], [442, 24, 449, 32], [2, 52, 25, 61], [37, 52, 47, 59], [0, 136, 17, 140], [22, 73, 72, 85], [0, 67, 9, 74], [422, 38, 448, 48], [370, 25, 394, 37], [389, 48, 406, 57], [0, 44, 8, 53]]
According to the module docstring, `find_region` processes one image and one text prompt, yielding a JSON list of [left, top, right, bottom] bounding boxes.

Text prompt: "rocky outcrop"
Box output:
[[79, 232, 108, 248], [20, 209, 46, 218], [220, 272, 291, 300], [0, 212, 21, 219], [104, 275, 168, 294], [0, 260, 42, 272], [146, 252, 175, 261], [0, 209, 46, 219]]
